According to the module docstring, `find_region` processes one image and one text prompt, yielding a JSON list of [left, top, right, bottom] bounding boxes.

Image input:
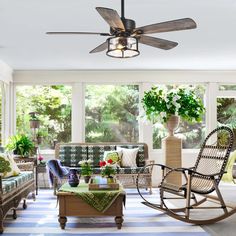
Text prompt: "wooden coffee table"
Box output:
[[57, 188, 125, 229]]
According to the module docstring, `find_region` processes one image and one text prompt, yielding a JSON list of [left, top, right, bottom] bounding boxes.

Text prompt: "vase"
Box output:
[[166, 115, 180, 136], [107, 176, 114, 184], [84, 175, 91, 184], [68, 169, 79, 187]]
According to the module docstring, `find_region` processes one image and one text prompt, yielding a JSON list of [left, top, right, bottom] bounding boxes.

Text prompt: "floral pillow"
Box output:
[[103, 150, 122, 166], [0, 154, 21, 178]]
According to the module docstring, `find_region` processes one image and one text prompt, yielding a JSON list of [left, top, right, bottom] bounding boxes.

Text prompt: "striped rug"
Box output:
[[3, 189, 209, 236]]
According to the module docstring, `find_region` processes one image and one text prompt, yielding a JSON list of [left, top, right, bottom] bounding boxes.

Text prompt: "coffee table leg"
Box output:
[[115, 216, 123, 229], [58, 216, 67, 229]]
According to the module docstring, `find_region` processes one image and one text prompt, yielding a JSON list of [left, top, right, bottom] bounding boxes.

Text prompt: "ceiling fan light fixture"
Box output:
[[106, 36, 139, 58]]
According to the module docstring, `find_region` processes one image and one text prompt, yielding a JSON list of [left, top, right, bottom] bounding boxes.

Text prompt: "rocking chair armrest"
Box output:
[[186, 169, 226, 178], [156, 164, 174, 171]]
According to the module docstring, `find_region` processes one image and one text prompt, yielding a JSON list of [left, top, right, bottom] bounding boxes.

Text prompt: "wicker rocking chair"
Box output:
[[137, 126, 236, 224]]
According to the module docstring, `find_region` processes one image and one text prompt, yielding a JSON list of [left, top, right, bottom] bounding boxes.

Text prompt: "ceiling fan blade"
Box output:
[[139, 35, 178, 50], [89, 41, 107, 53], [96, 7, 125, 30], [135, 18, 197, 34], [46, 32, 110, 36]]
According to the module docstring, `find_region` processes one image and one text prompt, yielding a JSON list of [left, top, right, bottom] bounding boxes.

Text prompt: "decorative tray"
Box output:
[[88, 176, 119, 190]]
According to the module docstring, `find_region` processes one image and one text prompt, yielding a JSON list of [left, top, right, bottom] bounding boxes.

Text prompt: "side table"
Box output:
[[36, 165, 47, 195]]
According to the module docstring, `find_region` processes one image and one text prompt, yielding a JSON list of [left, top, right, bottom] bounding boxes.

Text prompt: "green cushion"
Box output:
[[1, 179, 16, 194], [59, 145, 87, 167], [88, 145, 116, 167], [222, 150, 236, 183], [116, 167, 149, 174]]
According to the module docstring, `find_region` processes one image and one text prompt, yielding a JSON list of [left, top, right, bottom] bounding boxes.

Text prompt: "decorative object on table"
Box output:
[[89, 176, 119, 190], [68, 168, 79, 187], [5, 134, 35, 158], [142, 86, 205, 185], [38, 154, 46, 166], [79, 159, 93, 183], [99, 159, 116, 181]]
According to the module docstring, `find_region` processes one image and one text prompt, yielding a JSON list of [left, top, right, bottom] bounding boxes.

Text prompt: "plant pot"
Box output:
[[30, 120, 40, 129], [84, 175, 91, 184], [68, 169, 79, 187], [107, 176, 115, 184], [166, 115, 180, 136]]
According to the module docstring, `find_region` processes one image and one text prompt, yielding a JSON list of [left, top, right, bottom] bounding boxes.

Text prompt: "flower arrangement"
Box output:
[[142, 86, 205, 124], [79, 159, 93, 176], [38, 155, 45, 165], [99, 159, 116, 178]]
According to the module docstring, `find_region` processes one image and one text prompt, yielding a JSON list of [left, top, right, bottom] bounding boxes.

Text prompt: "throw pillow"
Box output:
[[117, 147, 139, 167], [0, 154, 21, 178], [103, 150, 122, 166]]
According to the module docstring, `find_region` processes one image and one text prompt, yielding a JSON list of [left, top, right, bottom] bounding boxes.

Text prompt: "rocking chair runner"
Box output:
[[137, 126, 236, 224]]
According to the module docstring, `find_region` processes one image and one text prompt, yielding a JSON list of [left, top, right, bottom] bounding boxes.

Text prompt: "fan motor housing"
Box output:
[[110, 18, 136, 35]]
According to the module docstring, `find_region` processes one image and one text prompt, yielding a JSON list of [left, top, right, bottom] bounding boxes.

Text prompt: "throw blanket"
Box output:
[[59, 183, 126, 213], [47, 160, 69, 186]]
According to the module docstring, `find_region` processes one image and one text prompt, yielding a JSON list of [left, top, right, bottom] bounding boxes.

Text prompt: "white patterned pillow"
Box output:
[[117, 147, 139, 167]]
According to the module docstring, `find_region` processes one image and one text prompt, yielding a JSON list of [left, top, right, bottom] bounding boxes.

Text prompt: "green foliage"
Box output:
[[142, 86, 205, 124], [5, 134, 35, 157], [0, 156, 11, 173], [85, 85, 139, 143], [16, 85, 72, 149], [79, 160, 93, 176]]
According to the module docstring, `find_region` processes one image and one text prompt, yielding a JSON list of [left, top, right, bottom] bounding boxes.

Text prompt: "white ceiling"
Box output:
[[0, 0, 236, 70]]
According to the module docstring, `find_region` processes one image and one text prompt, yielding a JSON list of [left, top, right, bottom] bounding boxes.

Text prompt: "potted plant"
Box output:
[[78, 159, 93, 183], [5, 134, 35, 158], [99, 159, 116, 182], [36, 129, 47, 145], [142, 86, 205, 135], [29, 112, 40, 129]]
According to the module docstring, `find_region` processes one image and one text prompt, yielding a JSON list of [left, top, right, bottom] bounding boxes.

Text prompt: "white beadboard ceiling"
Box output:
[[0, 0, 236, 70]]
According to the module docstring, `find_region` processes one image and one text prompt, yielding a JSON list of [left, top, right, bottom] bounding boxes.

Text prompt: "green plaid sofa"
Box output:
[[0, 163, 35, 233], [54, 143, 153, 193]]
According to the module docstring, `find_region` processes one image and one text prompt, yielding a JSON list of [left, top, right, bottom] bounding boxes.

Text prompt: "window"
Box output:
[[16, 85, 72, 149], [153, 84, 206, 149], [217, 97, 236, 149], [85, 85, 139, 142]]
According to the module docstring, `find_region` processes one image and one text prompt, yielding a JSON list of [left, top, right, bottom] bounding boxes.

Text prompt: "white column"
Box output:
[[139, 83, 153, 149], [72, 83, 84, 142], [206, 82, 218, 135]]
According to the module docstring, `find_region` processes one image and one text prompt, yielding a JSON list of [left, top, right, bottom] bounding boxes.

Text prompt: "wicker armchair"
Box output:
[[137, 126, 236, 224]]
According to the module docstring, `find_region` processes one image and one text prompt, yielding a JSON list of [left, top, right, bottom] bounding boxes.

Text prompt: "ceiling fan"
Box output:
[[47, 0, 197, 58]]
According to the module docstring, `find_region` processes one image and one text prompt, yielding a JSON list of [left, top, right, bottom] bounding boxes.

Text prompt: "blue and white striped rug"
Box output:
[[3, 189, 209, 236]]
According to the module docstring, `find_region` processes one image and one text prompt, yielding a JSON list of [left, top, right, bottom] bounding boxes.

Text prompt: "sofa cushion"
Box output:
[[59, 145, 87, 167], [116, 167, 150, 174], [1, 178, 16, 194], [116, 145, 146, 167], [87, 145, 116, 167], [117, 147, 139, 167], [1, 171, 33, 194]]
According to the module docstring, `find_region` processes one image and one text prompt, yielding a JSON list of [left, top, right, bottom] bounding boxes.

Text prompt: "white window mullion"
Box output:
[[206, 82, 218, 135], [139, 83, 153, 149], [72, 83, 84, 142]]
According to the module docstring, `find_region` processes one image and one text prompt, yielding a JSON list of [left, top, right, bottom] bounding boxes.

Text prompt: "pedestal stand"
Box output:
[[162, 115, 182, 186], [162, 136, 182, 185]]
